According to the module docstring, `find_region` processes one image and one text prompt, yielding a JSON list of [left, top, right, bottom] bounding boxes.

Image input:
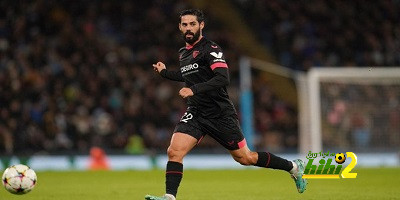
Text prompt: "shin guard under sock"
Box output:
[[165, 161, 183, 197], [255, 152, 293, 172]]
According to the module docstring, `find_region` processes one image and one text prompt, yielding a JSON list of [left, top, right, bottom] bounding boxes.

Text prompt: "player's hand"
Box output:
[[179, 87, 194, 98], [152, 62, 166, 73]]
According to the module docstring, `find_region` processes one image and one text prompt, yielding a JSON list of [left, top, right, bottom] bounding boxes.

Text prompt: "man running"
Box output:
[[145, 9, 307, 200]]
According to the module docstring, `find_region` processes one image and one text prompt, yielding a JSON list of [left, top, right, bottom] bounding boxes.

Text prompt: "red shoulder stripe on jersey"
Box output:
[[210, 62, 228, 70]]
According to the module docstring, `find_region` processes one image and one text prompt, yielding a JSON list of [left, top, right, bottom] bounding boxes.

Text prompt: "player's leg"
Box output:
[[229, 142, 307, 193], [229, 142, 293, 170], [146, 109, 204, 200], [145, 132, 198, 200], [205, 114, 307, 193], [202, 114, 290, 169], [166, 132, 198, 196]]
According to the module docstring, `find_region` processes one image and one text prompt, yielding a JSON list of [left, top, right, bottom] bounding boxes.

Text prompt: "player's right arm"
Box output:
[[153, 61, 184, 82]]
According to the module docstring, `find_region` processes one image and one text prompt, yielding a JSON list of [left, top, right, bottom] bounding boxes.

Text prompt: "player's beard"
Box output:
[[183, 30, 200, 45]]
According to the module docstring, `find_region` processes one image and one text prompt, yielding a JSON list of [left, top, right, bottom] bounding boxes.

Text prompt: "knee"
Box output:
[[167, 146, 184, 161]]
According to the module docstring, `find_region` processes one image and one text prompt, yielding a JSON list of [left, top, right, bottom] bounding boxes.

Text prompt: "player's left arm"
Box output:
[[190, 45, 230, 94], [179, 68, 229, 98], [189, 67, 229, 94]]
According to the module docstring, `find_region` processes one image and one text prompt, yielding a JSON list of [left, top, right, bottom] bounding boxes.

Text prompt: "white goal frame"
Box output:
[[306, 67, 400, 153]]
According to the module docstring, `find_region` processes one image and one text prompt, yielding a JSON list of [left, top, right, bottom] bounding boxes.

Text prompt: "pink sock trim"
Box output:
[[238, 138, 247, 149], [266, 152, 271, 167], [166, 171, 183, 175], [197, 135, 204, 145]]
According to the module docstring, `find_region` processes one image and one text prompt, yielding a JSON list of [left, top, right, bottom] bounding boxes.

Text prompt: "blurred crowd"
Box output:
[[0, 0, 190, 155], [0, 0, 298, 155], [236, 0, 400, 70], [5, 0, 397, 156]]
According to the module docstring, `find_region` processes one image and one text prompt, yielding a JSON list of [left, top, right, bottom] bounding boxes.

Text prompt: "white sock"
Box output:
[[165, 194, 176, 200], [289, 161, 298, 174]]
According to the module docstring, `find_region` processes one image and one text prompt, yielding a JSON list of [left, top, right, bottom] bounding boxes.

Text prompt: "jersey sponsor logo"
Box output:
[[210, 52, 225, 62], [193, 50, 199, 58], [210, 52, 223, 58], [181, 63, 199, 73]]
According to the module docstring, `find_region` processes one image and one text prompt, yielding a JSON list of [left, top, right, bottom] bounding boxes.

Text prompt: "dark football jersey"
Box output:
[[178, 37, 236, 118]]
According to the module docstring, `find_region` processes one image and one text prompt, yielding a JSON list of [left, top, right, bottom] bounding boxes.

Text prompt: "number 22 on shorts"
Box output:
[[180, 112, 193, 123]]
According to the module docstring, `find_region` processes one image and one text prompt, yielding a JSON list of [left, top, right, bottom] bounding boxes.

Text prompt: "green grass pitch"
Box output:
[[1, 168, 399, 199]]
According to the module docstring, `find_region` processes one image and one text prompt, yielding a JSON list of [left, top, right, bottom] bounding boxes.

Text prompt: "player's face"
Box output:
[[179, 15, 204, 45]]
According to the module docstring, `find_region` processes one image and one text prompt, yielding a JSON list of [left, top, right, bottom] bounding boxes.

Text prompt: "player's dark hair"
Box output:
[[179, 9, 204, 23]]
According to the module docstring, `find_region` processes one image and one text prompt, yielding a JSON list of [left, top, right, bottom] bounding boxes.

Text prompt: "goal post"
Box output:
[[239, 56, 299, 152], [239, 57, 255, 150]]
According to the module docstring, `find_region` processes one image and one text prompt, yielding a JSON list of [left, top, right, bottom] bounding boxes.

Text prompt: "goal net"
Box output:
[[306, 67, 400, 153], [239, 57, 400, 154]]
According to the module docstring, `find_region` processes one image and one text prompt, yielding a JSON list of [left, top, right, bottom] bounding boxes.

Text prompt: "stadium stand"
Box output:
[[2, 0, 398, 156], [234, 0, 400, 70], [0, 1, 298, 155]]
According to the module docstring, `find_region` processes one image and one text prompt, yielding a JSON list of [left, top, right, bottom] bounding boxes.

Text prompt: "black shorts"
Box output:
[[174, 108, 246, 150]]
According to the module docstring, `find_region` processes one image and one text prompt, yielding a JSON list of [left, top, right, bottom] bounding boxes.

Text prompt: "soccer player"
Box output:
[[145, 9, 307, 200]]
